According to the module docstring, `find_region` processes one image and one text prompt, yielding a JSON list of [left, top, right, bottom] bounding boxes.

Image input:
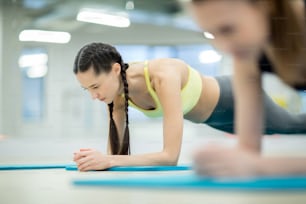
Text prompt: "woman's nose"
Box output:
[[214, 38, 232, 54], [90, 91, 99, 100]]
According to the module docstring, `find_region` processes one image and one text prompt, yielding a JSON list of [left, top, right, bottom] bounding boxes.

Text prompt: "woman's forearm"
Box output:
[[107, 151, 178, 167], [106, 118, 184, 168], [258, 157, 306, 176], [233, 59, 263, 152]]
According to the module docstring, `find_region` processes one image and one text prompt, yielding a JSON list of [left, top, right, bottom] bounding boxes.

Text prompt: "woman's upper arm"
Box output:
[[233, 59, 263, 152], [152, 60, 185, 161]]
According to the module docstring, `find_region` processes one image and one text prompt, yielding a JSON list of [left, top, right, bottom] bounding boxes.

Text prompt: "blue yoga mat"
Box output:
[[0, 163, 72, 170], [73, 174, 306, 190], [66, 165, 192, 171]]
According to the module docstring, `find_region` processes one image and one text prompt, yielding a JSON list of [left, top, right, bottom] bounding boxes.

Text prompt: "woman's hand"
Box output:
[[73, 148, 113, 171], [193, 144, 261, 177]]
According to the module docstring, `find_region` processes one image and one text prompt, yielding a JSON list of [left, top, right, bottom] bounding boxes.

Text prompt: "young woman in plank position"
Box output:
[[73, 42, 306, 171], [191, 0, 306, 176]]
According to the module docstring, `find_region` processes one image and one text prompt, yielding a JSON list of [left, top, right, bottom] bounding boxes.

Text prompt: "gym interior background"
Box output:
[[1, 1, 306, 203], [0, 0, 306, 172]]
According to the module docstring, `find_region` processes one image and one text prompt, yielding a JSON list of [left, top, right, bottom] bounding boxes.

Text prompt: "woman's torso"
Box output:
[[116, 58, 220, 123]]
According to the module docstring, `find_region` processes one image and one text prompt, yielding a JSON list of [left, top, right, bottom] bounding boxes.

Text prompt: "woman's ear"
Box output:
[[112, 63, 121, 76]]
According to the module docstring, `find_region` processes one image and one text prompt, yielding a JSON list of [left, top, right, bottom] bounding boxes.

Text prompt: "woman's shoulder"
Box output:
[[149, 58, 186, 65], [146, 59, 188, 87], [147, 58, 187, 72], [128, 58, 188, 82], [129, 58, 185, 66]]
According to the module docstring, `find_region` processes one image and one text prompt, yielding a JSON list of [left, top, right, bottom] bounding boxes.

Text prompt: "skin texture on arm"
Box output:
[[258, 157, 306, 176], [74, 59, 185, 171], [151, 59, 184, 164], [233, 58, 263, 152]]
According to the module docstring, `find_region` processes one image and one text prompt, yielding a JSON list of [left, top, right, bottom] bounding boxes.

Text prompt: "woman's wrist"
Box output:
[[253, 156, 268, 176], [254, 157, 284, 176], [106, 155, 117, 168]]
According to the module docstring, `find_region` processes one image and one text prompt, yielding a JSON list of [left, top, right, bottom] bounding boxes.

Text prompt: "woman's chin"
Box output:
[[105, 99, 113, 104]]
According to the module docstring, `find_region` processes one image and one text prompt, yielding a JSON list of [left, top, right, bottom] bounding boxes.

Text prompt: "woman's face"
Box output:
[[191, 0, 270, 59], [76, 63, 121, 104]]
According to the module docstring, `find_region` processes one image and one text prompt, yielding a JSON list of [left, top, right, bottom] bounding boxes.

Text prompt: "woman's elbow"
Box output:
[[162, 151, 179, 166]]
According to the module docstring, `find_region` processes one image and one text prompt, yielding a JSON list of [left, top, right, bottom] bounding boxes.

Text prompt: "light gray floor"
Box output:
[[1, 127, 306, 204], [1, 168, 306, 204]]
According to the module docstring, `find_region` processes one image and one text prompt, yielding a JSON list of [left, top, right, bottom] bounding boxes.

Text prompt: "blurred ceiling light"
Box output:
[[27, 65, 48, 78], [19, 53, 48, 78], [18, 53, 48, 68], [126, 1, 135, 10], [19, 30, 71, 44], [77, 8, 130, 28], [203, 32, 215, 39], [199, 50, 222, 64]]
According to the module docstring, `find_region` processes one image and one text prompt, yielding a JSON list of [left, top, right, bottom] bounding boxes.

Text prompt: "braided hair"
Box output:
[[73, 42, 130, 155]]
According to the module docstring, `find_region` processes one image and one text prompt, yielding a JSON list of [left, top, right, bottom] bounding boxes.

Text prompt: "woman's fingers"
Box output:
[[80, 148, 92, 152], [73, 153, 80, 161], [77, 157, 94, 171], [74, 149, 93, 161], [73, 150, 107, 171], [193, 144, 261, 177], [193, 144, 237, 176], [73, 148, 92, 160], [77, 155, 92, 166], [73, 153, 85, 161], [193, 144, 226, 164]]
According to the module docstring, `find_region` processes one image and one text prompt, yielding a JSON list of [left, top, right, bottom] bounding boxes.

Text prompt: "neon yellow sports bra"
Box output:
[[127, 61, 203, 118]]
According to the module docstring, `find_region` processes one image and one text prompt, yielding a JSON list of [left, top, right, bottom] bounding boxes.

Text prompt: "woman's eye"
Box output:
[[220, 25, 234, 36], [92, 86, 99, 89]]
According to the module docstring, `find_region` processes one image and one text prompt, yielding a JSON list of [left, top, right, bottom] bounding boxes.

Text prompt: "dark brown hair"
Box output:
[[73, 43, 130, 155], [266, 0, 306, 85], [192, 0, 306, 85]]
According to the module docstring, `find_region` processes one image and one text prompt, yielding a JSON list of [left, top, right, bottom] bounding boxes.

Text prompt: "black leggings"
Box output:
[[204, 75, 306, 134]]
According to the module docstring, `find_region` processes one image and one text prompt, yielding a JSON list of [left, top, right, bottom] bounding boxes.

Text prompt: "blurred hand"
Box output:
[[193, 144, 261, 177], [73, 148, 112, 171]]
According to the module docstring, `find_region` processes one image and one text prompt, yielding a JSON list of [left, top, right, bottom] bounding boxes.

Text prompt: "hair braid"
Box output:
[[108, 102, 120, 155], [119, 62, 130, 155]]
